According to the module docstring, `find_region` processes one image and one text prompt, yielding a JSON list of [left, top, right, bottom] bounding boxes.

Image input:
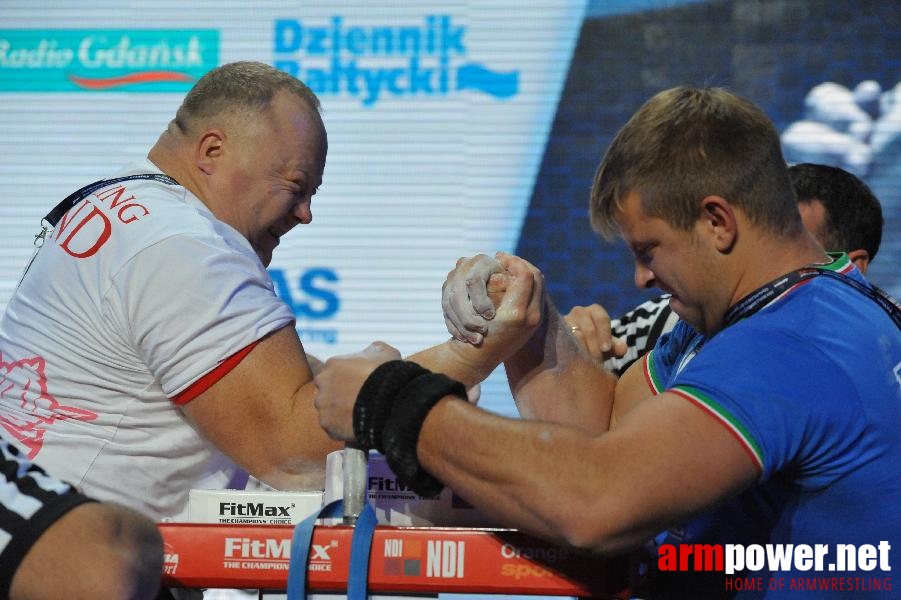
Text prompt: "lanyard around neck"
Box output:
[[723, 265, 901, 330], [35, 173, 179, 246], [43, 173, 179, 228], [722, 267, 821, 327], [21, 173, 180, 288]]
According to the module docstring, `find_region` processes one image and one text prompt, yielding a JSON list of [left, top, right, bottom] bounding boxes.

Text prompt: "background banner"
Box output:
[[1, 0, 898, 420]]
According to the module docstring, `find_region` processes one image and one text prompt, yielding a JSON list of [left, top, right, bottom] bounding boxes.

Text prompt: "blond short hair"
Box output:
[[590, 85, 800, 240], [173, 61, 321, 135]]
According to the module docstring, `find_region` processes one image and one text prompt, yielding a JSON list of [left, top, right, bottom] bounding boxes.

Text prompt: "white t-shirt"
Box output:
[[0, 160, 295, 519]]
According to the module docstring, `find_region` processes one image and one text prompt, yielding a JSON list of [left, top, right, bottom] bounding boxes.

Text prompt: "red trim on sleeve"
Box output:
[[173, 341, 260, 406], [641, 353, 658, 395], [669, 388, 764, 475]]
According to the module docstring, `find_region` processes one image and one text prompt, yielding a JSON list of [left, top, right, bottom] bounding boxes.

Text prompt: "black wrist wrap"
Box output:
[[382, 372, 467, 498], [352, 361, 467, 497], [353, 360, 429, 451]]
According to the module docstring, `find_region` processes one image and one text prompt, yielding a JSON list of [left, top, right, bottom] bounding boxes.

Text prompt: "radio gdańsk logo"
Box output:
[[273, 16, 519, 106], [0, 29, 218, 92]]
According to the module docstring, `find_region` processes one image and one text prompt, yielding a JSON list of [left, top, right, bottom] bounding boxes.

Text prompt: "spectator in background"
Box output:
[[792, 162, 882, 273], [565, 162, 884, 373], [781, 78, 901, 303]]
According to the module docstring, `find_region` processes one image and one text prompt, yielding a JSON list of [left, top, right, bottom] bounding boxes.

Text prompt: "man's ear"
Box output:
[[196, 129, 225, 175], [846, 248, 870, 274], [700, 195, 738, 253]]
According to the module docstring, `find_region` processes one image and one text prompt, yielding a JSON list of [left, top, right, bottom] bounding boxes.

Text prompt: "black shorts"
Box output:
[[0, 438, 95, 598]]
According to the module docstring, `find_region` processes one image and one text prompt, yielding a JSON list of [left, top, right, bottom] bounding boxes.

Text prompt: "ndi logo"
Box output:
[[0, 29, 218, 92], [273, 15, 518, 106]]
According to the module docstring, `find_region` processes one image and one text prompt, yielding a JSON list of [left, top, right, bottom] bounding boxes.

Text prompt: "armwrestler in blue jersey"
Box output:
[[313, 86, 901, 599]]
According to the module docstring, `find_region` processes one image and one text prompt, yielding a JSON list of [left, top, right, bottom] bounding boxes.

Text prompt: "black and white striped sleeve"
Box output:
[[0, 438, 95, 597], [604, 294, 679, 377]]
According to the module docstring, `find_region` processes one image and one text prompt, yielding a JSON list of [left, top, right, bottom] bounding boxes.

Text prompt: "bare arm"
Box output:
[[503, 299, 617, 434], [305, 352, 325, 376], [610, 355, 657, 427], [181, 324, 342, 490], [563, 303, 629, 363], [415, 390, 758, 554], [313, 346, 759, 555], [11, 502, 163, 599], [440, 252, 617, 433]]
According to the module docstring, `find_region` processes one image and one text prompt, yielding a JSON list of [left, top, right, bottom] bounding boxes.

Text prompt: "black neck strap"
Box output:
[[722, 267, 820, 327], [723, 264, 901, 330], [43, 173, 179, 227]]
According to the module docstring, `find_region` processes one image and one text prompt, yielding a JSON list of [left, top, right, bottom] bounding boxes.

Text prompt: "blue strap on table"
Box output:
[[287, 498, 378, 599]]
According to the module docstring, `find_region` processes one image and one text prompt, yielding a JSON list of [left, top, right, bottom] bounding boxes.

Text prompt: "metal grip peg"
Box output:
[[342, 443, 368, 524]]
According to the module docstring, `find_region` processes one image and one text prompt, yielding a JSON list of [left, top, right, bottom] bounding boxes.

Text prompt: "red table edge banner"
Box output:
[[159, 522, 632, 597]]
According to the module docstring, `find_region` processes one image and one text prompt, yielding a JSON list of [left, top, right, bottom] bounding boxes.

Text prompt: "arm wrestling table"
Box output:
[[159, 521, 631, 597], [158, 448, 632, 598]]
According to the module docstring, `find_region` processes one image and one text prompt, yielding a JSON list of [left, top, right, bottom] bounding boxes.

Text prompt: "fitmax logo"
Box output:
[[273, 15, 519, 106], [219, 502, 292, 517], [369, 476, 413, 492], [225, 537, 290, 559]]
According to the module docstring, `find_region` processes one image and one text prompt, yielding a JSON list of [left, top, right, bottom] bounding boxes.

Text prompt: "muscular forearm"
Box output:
[[250, 380, 343, 490], [415, 397, 655, 554], [504, 303, 616, 434], [184, 329, 343, 492], [406, 337, 504, 391]]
